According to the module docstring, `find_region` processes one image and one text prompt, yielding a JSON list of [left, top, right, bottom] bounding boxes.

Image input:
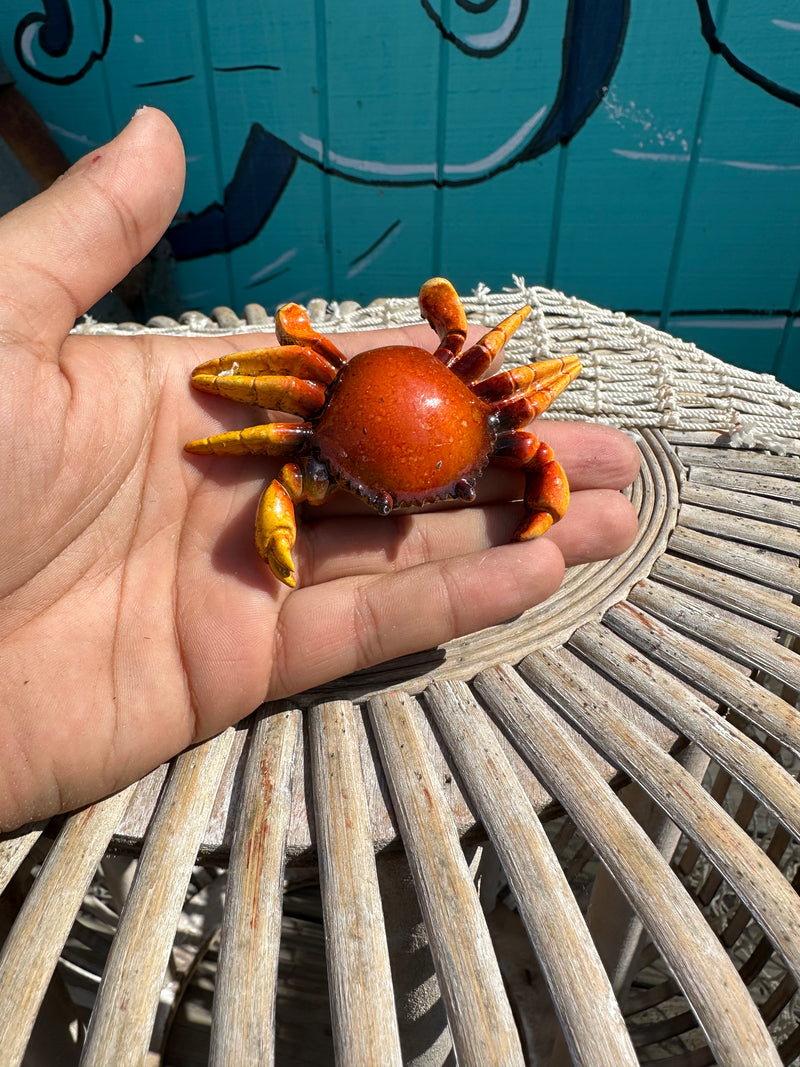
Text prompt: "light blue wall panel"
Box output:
[[434, 0, 565, 296], [667, 315, 789, 376], [670, 5, 800, 314], [321, 0, 441, 300], [2, 1, 799, 387], [553, 5, 711, 312]]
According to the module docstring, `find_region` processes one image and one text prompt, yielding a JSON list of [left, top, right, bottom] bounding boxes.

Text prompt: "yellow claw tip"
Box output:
[[258, 528, 297, 588], [189, 374, 221, 398], [513, 511, 556, 540], [184, 439, 210, 454]]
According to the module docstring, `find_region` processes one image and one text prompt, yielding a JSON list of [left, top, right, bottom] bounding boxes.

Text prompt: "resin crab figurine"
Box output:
[[185, 278, 581, 587]]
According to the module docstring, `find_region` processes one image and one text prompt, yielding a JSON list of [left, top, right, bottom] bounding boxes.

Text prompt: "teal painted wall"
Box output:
[[3, 1, 799, 387]]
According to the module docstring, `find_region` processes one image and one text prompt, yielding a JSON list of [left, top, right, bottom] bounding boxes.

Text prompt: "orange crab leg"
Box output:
[[190, 371, 327, 418], [489, 357, 582, 432], [418, 277, 468, 365], [448, 305, 531, 384], [493, 432, 570, 539], [256, 459, 332, 587], [185, 422, 312, 457], [275, 303, 347, 370], [191, 345, 340, 385], [473, 355, 582, 402]]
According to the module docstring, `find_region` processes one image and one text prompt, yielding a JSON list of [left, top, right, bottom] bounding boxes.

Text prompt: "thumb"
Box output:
[[0, 106, 185, 352]]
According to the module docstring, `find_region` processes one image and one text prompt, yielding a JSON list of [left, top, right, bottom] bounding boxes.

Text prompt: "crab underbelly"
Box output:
[[312, 345, 494, 510]]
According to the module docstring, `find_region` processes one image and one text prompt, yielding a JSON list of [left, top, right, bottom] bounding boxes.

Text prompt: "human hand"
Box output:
[[0, 108, 639, 830]]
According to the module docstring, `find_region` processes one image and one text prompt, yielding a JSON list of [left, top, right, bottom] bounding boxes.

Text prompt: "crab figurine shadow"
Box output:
[[185, 278, 581, 588]]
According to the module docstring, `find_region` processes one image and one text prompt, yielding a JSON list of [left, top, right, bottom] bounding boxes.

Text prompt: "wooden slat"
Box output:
[[210, 705, 302, 1067], [629, 579, 800, 692], [308, 701, 402, 1066], [666, 525, 800, 597], [654, 550, 800, 632], [473, 663, 782, 1067], [571, 622, 800, 842], [522, 648, 800, 986], [677, 501, 800, 555], [603, 600, 800, 757], [578, 746, 711, 1009], [366, 691, 524, 1067], [0, 788, 134, 1067], [81, 731, 235, 1067], [675, 445, 800, 479], [685, 463, 800, 503], [425, 679, 638, 1067], [680, 480, 798, 526], [0, 822, 47, 894]]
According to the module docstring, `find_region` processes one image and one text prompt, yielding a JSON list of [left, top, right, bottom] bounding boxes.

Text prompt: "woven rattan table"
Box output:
[[1, 285, 799, 1066]]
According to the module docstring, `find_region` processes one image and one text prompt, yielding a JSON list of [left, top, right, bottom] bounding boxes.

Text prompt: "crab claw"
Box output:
[[256, 480, 298, 588], [419, 277, 468, 364], [515, 446, 570, 540], [275, 303, 347, 369]]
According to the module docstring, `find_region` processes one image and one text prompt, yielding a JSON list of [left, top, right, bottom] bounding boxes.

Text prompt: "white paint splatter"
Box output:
[[603, 88, 690, 153], [772, 18, 800, 31]]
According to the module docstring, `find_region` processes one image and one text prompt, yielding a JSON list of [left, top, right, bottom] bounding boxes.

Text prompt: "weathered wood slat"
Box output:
[[677, 501, 800, 554], [308, 700, 402, 1066], [367, 691, 524, 1067], [0, 822, 47, 895], [653, 551, 800, 633], [675, 445, 800, 478], [680, 480, 798, 526], [81, 731, 235, 1067], [603, 601, 800, 757], [425, 679, 638, 1067], [473, 663, 782, 1067], [571, 622, 800, 842], [666, 525, 800, 597], [685, 463, 800, 502], [578, 746, 711, 1011], [0, 788, 134, 1067], [629, 579, 800, 691], [522, 649, 800, 986], [210, 705, 302, 1067]]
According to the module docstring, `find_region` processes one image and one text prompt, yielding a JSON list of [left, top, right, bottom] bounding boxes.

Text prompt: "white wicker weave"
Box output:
[[75, 278, 800, 451]]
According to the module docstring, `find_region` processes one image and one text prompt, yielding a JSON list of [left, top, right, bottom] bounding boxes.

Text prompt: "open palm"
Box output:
[[0, 109, 639, 830]]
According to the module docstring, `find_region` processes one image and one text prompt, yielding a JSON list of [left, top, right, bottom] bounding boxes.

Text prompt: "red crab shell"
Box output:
[[185, 278, 581, 587], [312, 344, 493, 511]]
